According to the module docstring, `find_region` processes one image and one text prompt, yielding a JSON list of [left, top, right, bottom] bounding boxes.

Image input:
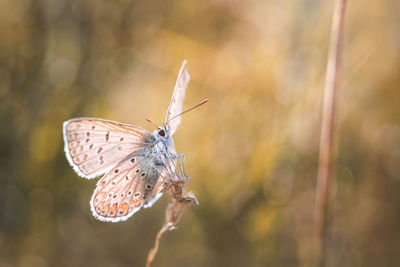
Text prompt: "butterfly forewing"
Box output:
[[90, 154, 166, 222], [165, 60, 190, 135], [63, 118, 153, 178]]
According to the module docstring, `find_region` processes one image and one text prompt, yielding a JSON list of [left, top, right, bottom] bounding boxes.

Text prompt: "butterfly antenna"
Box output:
[[145, 118, 160, 130], [168, 99, 209, 123]]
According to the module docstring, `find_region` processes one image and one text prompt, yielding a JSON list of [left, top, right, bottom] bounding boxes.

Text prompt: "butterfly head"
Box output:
[[146, 119, 170, 139], [155, 124, 170, 140], [157, 126, 167, 138], [153, 124, 175, 154]]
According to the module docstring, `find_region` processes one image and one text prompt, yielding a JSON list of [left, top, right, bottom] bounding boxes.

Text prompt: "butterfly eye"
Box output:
[[158, 129, 165, 137]]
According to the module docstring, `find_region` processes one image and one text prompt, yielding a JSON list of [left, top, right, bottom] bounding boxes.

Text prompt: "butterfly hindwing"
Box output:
[[90, 153, 165, 222]]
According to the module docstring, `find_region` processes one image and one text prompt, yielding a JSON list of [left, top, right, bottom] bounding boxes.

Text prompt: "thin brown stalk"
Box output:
[[146, 176, 198, 267], [314, 0, 347, 266], [146, 221, 174, 267]]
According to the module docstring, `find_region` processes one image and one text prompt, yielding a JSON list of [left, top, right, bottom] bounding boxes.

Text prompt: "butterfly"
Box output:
[[63, 60, 206, 222]]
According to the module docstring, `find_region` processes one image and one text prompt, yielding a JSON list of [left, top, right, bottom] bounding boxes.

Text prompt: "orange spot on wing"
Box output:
[[104, 204, 110, 213], [120, 203, 128, 211], [131, 197, 144, 207], [111, 203, 117, 214]]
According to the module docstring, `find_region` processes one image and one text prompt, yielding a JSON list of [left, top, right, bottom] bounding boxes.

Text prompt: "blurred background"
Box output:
[[1, 0, 399, 266]]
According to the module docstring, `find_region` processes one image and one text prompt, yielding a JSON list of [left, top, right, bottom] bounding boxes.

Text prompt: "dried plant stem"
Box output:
[[146, 221, 174, 267], [146, 176, 198, 267], [314, 0, 347, 266]]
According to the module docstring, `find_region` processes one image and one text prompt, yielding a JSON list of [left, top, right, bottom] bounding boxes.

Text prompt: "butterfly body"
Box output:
[[152, 126, 176, 163], [63, 61, 193, 222]]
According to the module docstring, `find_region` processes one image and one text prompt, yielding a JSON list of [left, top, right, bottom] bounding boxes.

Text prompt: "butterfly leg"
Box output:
[[168, 153, 184, 177], [175, 153, 189, 179], [155, 149, 177, 178]]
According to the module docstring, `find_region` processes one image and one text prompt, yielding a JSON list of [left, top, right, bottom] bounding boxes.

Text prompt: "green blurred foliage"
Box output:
[[0, 0, 399, 266]]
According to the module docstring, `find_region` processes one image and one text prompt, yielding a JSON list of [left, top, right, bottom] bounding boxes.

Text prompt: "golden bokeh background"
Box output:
[[1, 0, 399, 266]]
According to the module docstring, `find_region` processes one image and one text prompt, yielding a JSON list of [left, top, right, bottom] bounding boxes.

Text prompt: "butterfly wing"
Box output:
[[90, 153, 165, 222], [165, 60, 190, 136], [63, 118, 153, 178]]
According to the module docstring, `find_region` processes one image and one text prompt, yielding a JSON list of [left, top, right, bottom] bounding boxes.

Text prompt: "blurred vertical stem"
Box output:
[[314, 0, 347, 266]]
